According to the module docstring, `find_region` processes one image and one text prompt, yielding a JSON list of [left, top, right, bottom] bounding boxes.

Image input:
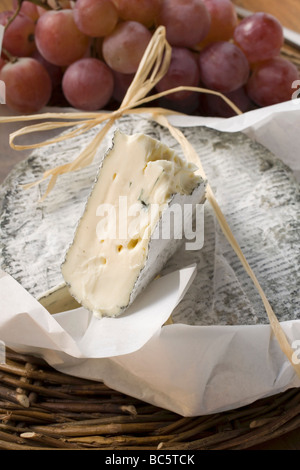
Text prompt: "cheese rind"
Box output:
[[61, 131, 206, 317]]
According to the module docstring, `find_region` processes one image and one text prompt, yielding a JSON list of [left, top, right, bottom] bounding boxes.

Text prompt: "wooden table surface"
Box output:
[[0, 0, 299, 451]]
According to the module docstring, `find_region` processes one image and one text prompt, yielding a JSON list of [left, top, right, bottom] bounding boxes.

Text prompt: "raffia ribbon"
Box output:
[[0, 26, 299, 378]]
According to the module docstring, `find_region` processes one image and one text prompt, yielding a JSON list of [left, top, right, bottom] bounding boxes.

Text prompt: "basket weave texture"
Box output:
[[0, 349, 299, 450]]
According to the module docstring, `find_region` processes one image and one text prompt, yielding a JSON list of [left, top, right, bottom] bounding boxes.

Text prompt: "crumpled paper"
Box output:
[[0, 100, 300, 416]]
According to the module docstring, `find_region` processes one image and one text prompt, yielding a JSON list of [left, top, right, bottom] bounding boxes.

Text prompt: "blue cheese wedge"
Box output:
[[61, 131, 206, 317]]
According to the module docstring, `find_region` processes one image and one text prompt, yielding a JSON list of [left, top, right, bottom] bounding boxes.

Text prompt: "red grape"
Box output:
[[102, 21, 152, 74], [234, 12, 284, 64], [201, 86, 253, 117], [0, 10, 36, 57], [112, 70, 135, 102], [198, 41, 250, 93], [0, 57, 52, 114], [156, 0, 211, 48], [62, 58, 114, 110], [155, 47, 200, 101], [201, 0, 238, 45], [112, 0, 162, 27], [74, 0, 118, 38], [247, 57, 299, 107], [12, 0, 39, 22], [35, 10, 89, 66], [0, 10, 13, 24]]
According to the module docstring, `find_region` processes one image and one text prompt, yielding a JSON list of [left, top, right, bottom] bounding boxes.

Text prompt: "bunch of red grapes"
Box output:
[[0, 0, 299, 116]]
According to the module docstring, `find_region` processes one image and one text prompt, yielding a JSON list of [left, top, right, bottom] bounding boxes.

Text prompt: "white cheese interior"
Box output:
[[61, 131, 202, 317]]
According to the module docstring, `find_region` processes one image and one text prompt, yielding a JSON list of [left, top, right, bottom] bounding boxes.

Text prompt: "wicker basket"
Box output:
[[0, 348, 298, 450]]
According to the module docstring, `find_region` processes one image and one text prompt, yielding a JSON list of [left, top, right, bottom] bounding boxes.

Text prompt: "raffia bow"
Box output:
[[0, 26, 299, 379]]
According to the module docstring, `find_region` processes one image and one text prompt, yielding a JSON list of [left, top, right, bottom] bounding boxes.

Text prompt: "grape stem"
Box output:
[[22, 0, 52, 10], [4, 2, 21, 31], [2, 48, 18, 64], [52, 0, 63, 9], [5, 0, 53, 33]]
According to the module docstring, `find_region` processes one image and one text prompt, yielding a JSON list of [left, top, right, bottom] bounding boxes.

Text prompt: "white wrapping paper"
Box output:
[[0, 266, 196, 358], [0, 100, 300, 416]]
